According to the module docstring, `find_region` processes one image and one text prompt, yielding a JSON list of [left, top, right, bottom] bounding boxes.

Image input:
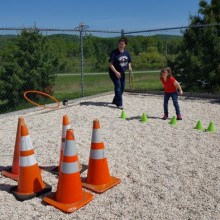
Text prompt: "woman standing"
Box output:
[[108, 37, 132, 109]]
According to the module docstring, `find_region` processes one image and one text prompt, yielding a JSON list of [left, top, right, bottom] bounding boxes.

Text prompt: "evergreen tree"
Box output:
[[0, 29, 60, 108], [168, 0, 220, 93], [199, 0, 220, 24]]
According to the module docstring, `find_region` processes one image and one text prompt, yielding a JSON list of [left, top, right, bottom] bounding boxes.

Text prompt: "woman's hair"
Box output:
[[118, 37, 128, 45]]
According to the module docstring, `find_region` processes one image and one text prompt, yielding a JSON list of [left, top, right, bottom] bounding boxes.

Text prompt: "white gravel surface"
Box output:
[[0, 92, 220, 220]]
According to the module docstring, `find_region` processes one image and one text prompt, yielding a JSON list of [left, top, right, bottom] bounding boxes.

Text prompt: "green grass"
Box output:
[[54, 71, 162, 100], [54, 74, 114, 101], [0, 71, 162, 114], [132, 72, 162, 90]]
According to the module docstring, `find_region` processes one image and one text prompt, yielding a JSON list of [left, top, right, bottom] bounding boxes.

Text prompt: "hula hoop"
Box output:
[[24, 90, 60, 109]]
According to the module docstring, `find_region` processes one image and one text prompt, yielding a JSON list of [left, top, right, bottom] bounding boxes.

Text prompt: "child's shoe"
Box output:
[[162, 114, 168, 120], [177, 115, 182, 120]]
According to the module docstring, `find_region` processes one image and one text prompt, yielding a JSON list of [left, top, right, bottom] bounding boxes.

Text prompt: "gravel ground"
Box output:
[[0, 92, 220, 220]]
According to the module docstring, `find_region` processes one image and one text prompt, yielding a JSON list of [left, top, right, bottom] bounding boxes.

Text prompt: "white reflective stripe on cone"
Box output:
[[92, 129, 102, 143], [20, 136, 34, 151], [62, 125, 70, 138], [64, 140, 77, 156], [90, 149, 105, 160], [61, 161, 79, 174], [20, 155, 37, 167]]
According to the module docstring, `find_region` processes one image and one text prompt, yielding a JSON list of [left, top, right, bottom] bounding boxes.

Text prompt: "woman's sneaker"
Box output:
[[162, 114, 168, 120], [117, 105, 124, 110], [112, 99, 117, 105], [177, 115, 182, 120]]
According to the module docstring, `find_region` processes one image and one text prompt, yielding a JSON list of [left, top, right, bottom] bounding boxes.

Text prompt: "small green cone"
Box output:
[[194, 120, 203, 131], [206, 121, 216, 132], [169, 116, 177, 125], [120, 109, 127, 119], [141, 113, 148, 122]]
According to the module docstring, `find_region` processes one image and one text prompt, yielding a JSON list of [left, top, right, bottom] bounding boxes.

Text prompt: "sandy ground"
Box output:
[[0, 92, 220, 220]]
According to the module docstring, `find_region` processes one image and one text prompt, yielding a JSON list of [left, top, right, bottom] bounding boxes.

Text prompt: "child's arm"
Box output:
[[174, 80, 183, 95]]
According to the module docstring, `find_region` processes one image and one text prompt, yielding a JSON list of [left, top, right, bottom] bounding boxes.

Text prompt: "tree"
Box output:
[[199, 0, 220, 24], [167, 0, 220, 93], [133, 47, 166, 70], [0, 29, 60, 108]]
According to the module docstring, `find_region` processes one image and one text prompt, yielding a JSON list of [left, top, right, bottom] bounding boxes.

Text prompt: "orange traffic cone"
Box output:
[[43, 129, 94, 213], [52, 115, 82, 175], [10, 125, 52, 201], [59, 115, 71, 171], [2, 117, 26, 181], [81, 119, 121, 193], [52, 115, 71, 175]]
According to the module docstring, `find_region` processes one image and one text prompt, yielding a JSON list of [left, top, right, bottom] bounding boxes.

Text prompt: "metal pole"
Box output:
[[74, 23, 89, 97], [121, 29, 124, 37], [79, 24, 84, 97]]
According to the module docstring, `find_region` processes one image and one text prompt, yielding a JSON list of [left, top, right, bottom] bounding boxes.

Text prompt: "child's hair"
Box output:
[[160, 68, 166, 77], [160, 67, 172, 78], [118, 37, 128, 45], [166, 67, 172, 79]]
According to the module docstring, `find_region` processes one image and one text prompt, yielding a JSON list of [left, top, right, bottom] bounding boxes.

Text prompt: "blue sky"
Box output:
[[0, 0, 208, 31]]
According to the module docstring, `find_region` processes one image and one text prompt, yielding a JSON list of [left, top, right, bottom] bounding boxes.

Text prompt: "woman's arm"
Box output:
[[109, 62, 121, 78], [128, 62, 132, 72]]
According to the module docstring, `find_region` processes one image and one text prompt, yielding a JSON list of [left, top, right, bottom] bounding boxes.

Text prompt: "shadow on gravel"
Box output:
[[80, 101, 119, 109], [0, 183, 14, 192], [40, 164, 88, 176]]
